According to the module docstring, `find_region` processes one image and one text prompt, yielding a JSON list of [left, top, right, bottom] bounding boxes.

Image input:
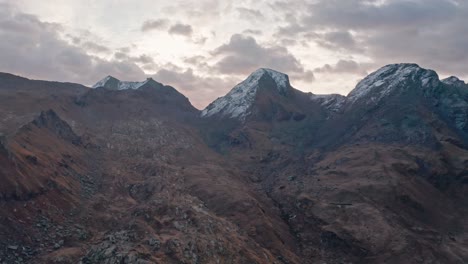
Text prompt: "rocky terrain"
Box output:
[[0, 64, 467, 263]]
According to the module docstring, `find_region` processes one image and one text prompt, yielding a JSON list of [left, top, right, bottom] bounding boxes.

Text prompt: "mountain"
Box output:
[[201, 64, 468, 263], [0, 65, 467, 264], [201, 68, 292, 120], [0, 110, 85, 201], [199, 68, 333, 154], [201, 68, 329, 123], [0, 73, 87, 135], [346, 63, 440, 106], [310, 93, 346, 113], [215, 64, 468, 263], [442, 76, 466, 88], [313, 63, 468, 149], [85, 76, 199, 117], [92, 75, 152, 90]]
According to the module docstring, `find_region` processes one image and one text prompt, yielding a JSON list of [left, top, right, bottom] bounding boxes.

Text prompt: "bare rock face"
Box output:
[[0, 65, 468, 264], [32, 110, 82, 145]]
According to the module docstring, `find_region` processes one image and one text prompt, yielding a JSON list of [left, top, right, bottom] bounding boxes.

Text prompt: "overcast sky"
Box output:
[[1, 0, 467, 108]]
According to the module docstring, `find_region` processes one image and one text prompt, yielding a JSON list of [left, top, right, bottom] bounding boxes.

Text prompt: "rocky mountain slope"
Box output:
[[0, 64, 467, 263]]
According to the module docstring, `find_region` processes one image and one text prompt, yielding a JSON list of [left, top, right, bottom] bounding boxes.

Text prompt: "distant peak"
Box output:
[[443, 76, 461, 82], [347, 63, 440, 104], [364, 63, 426, 78], [144, 77, 161, 86], [102, 75, 119, 82], [92, 75, 120, 89], [92, 76, 153, 90], [201, 68, 291, 120], [249, 68, 290, 94], [442, 76, 465, 87]]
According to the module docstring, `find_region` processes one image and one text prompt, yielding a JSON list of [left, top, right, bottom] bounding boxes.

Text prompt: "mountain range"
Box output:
[[0, 64, 467, 263]]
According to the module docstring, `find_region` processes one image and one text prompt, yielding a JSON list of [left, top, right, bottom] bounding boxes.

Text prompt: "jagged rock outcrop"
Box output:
[[31, 110, 82, 145]]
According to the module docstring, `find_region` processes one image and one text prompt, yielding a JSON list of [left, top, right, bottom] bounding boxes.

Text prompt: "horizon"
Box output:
[[0, 62, 462, 110]]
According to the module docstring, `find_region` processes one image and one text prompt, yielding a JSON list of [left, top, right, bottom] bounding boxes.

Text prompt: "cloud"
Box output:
[[168, 23, 193, 36], [141, 19, 169, 32], [303, 0, 458, 31], [184, 55, 205, 65], [193, 36, 208, 45], [280, 38, 297, 47], [183, 55, 210, 70], [243, 29, 263, 36], [313, 31, 362, 52], [314, 60, 370, 75], [290, 70, 315, 82], [114, 51, 156, 66], [136, 54, 155, 65], [237, 7, 264, 21], [81, 41, 111, 53], [211, 34, 313, 81], [268, 0, 308, 14], [275, 22, 305, 38], [171, 0, 227, 21], [0, 5, 146, 85], [277, 0, 468, 77]]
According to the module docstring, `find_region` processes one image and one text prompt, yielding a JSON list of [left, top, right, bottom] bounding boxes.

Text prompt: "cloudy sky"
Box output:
[[1, 0, 467, 108]]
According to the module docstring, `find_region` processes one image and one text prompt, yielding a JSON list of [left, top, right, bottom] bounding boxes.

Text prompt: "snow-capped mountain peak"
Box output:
[[442, 76, 466, 88], [92, 76, 153, 90], [257, 68, 290, 94], [347, 63, 440, 105], [201, 68, 291, 120], [92, 76, 118, 89]]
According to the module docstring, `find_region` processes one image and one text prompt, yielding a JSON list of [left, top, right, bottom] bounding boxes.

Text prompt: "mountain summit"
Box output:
[[201, 68, 292, 120], [347, 64, 441, 105], [442, 76, 466, 88], [86, 75, 198, 114], [92, 76, 158, 90]]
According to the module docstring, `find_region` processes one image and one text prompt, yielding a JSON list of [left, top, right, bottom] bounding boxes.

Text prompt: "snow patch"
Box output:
[[92, 76, 113, 88], [92, 76, 150, 90], [118, 80, 148, 90], [374, 80, 385, 87]]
